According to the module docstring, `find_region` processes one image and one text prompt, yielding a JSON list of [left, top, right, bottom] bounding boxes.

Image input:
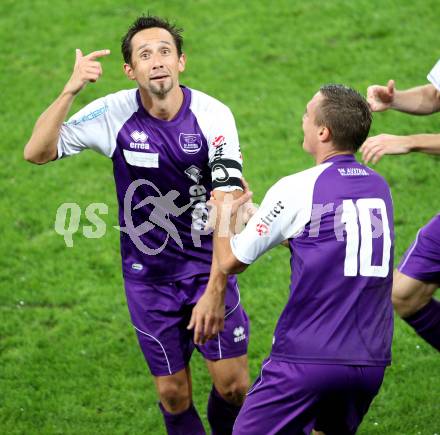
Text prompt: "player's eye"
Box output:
[[161, 48, 171, 55], [140, 52, 151, 59]]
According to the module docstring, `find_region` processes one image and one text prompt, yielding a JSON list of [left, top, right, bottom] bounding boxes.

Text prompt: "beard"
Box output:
[[148, 77, 173, 98]]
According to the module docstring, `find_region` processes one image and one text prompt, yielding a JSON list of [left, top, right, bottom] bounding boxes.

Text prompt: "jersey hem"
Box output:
[[122, 266, 212, 285], [270, 352, 391, 366], [397, 267, 440, 284]]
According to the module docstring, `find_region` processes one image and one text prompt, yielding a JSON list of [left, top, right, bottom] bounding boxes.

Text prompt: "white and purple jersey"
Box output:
[[57, 86, 243, 283], [232, 154, 394, 366], [427, 58, 440, 91]]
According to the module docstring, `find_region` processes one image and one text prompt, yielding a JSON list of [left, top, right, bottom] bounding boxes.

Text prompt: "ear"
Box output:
[[123, 63, 136, 81], [318, 126, 331, 142], [178, 53, 186, 73]]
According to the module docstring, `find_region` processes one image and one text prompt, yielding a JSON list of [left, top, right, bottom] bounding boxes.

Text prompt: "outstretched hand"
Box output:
[[367, 79, 395, 112], [63, 49, 111, 95], [360, 134, 412, 164]]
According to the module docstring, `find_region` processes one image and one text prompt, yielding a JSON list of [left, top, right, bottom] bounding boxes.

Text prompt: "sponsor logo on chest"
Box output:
[[129, 130, 150, 150], [184, 165, 209, 231]]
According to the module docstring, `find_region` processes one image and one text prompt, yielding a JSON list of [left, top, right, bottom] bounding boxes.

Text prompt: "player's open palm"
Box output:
[[360, 134, 412, 164], [64, 49, 111, 95], [367, 79, 395, 112]]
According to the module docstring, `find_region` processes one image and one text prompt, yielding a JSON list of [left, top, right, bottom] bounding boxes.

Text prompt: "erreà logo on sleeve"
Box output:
[[256, 201, 285, 236]]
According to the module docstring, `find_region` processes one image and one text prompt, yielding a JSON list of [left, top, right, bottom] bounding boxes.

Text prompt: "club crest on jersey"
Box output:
[[129, 130, 149, 149], [179, 133, 202, 154], [184, 165, 203, 184]]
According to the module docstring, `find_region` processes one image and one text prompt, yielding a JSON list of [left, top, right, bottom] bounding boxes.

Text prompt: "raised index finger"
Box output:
[[86, 49, 111, 60]]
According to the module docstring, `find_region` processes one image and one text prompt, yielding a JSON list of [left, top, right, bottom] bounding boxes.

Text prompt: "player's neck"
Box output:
[[139, 86, 184, 121], [315, 149, 353, 165]]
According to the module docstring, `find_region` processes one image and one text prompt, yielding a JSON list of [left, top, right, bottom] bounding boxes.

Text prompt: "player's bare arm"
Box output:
[[211, 191, 252, 275], [188, 188, 248, 345], [361, 133, 440, 164], [362, 80, 440, 163], [24, 49, 110, 164], [390, 83, 440, 114]]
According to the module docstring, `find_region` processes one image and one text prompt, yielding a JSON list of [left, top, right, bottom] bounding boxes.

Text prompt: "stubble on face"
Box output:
[[148, 77, 174, 98]]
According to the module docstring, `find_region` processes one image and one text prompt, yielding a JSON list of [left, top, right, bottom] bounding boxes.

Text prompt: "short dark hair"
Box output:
[[315, 84, 372, 152], [121, 15, 184, 64]]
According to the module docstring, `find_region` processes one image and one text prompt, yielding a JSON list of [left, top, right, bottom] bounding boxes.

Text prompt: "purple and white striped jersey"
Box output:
[[57, 86, 243, 283], [231, 154, 395, 366]]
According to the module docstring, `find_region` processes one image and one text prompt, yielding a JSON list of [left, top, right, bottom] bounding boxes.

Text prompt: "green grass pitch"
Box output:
[[1, 0, 439, 433]]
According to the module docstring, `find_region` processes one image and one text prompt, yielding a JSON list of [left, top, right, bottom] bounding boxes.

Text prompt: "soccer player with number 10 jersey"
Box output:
[[208, 85, 395, 434]]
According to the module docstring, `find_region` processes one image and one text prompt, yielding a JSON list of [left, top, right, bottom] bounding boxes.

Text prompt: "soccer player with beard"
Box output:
[[208, 85, 394, 434], [361, 60, 440, 351], [24, 15, 249, 435]]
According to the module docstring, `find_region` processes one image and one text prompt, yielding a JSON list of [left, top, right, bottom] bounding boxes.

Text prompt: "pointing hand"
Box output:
[[63, 48, 111, 95]]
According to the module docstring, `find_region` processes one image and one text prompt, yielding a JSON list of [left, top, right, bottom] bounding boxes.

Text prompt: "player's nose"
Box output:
[[151, 53, 164, 69]]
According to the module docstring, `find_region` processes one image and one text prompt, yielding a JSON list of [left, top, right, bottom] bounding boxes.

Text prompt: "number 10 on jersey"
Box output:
[[341, 198, 392, 278]]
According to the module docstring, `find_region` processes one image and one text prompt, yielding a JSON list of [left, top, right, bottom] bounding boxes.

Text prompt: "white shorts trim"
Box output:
[[225, 283, 241, 319], [399, 229, 421, 272], [217, 282, 241, 359], [133, 325, 172, 375], [247, 359, 272, 396]]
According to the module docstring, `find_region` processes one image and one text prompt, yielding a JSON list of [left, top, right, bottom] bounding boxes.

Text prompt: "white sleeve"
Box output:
[[230, 164, 331, 264], [189, 89, 243, 192], [207, 106, 243, 192], [427, 59, 440, 91], [57, 89, 137, 159]]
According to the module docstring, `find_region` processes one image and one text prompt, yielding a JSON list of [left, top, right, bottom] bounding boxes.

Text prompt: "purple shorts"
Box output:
[[124, 274, 249, 376], [233, 359, 385, 435], [398, 214, 440, 284]]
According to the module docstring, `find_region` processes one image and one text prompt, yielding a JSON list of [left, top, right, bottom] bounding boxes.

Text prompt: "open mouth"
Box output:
[[150, 75, 169, 81]]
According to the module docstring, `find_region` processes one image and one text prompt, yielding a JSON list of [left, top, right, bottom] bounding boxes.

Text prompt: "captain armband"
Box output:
[[210, 158, 243, 190]]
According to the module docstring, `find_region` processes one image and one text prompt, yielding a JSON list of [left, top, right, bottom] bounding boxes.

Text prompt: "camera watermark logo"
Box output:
[[119, 179, 192, 255], [54, 179, 389, 264], [54, 203, 108, 247]]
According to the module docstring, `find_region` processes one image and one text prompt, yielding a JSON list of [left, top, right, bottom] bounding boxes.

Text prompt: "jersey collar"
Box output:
[[322, 153, 357, 164], [135, 85, 191, 127]]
